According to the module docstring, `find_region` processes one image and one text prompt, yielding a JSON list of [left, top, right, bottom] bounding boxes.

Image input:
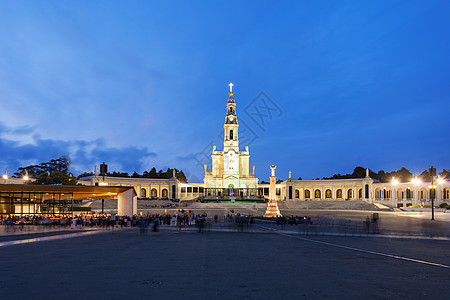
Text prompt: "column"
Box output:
[[332, 186, 335, 201], [158, 185, 161, 199], [321, 186, 324, 201]]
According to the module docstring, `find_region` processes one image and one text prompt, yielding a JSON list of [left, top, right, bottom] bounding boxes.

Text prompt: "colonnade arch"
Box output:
[[151, 188, 157, 198], [314, 189, 321, 199], [162, 188, 168, 199]]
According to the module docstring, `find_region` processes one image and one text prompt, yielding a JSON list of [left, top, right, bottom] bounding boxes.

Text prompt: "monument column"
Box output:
[[264, 165, 282, 218]]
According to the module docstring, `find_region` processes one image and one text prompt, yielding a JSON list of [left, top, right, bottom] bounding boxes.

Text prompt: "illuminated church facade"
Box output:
[[203, 83, 259, 196]]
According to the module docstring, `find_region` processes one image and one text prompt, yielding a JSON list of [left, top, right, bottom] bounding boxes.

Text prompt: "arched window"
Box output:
[[347, 189, 352, 199], [162, 188, 168, 199], [420, 188, 426, 200], [295, 189, 299, 199], [325, 189, 332, 199], [406, 188, 412, 199], [444, 188, 449, 200], [230, 130, 233, 140], [336, 189, 342, 199], [305, 190, 310, 199], [141, 188, 147, 198], [151, 188, 157, 199], [315, 189, 321, 199], [358, 188, 362, 199]]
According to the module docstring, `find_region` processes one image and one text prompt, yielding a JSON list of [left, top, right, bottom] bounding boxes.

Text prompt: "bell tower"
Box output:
[[224, 82, 239, 152]]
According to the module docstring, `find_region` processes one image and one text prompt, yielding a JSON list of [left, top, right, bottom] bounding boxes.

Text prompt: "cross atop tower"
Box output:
[[229, 82, 233, 93]]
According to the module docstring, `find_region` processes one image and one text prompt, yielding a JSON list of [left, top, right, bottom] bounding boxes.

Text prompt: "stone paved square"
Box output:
[[0, 228, 448, 299]]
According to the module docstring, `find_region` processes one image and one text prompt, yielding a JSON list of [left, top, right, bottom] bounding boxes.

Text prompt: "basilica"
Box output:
[[203, 83, 259, 199]]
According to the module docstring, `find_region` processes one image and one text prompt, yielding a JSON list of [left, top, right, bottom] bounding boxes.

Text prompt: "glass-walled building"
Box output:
[[0, 192, 73, 215], [0, 185, 136, 216]]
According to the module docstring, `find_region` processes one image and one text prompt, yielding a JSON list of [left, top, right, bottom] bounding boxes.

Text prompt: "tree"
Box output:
[[14, 156, 77, 185], [131, 171, 141, 178], [439, 169, 450, 179], [34, 171, 77, 185], [176, 169, 187, 182], [14, 155, 71, 178], [148, 168, 158, 178], [108, 171, 129, 177]]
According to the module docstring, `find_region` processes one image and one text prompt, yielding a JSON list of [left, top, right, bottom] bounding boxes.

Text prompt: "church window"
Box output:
[[162, 189, 168, 198], [230, 130, 233, 139], [151, 188, 157, 198], [325, 189, 332, 199], [336, 189, 342, 198], [141, 188, 147, 198], [295, 189, 299, 199]]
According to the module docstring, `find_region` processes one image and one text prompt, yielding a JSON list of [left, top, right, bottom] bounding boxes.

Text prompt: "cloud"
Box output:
[[0, 123, 156, 175]]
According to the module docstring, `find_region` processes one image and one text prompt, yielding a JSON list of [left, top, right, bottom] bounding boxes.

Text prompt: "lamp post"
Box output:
[[429, 166, 436, 220]]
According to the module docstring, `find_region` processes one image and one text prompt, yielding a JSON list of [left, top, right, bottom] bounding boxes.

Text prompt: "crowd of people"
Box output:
[[0, 211, 211, 232], [0, 212, 316, 234]]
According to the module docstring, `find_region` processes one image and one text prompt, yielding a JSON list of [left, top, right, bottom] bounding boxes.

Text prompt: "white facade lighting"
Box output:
[[412, 178, 421, 185]]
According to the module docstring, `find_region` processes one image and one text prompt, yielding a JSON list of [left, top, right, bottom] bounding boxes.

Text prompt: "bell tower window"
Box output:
[[230, 130, 233, 140]]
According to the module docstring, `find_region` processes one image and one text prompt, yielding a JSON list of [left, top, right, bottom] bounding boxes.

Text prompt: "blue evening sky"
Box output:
[[1, 0, 449, 182]]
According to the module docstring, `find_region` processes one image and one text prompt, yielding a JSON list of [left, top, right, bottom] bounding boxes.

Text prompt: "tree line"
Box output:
[[322, 166, 450, 183]]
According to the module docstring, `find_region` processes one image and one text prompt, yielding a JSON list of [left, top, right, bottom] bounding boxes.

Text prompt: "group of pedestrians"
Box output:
[[0, 211, 208, 232]]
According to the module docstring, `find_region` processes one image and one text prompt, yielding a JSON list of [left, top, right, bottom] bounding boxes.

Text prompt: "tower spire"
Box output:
[[228, 82, 234, 97]]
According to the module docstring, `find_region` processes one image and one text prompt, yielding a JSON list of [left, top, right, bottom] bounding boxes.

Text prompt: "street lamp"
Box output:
[[429, 166, 436, 220], [392, 178, 399, 185]]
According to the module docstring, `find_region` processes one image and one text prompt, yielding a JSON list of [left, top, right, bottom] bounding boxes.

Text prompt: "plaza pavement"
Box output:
[[0, 225, 448, 299]]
